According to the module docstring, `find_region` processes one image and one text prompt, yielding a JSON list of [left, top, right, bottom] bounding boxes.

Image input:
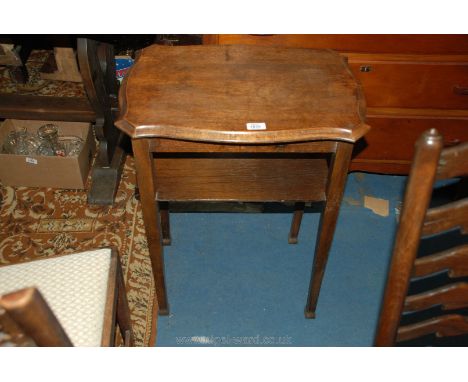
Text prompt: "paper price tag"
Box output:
[[25, 157, 38, 165], [246, 122, 267, 131]]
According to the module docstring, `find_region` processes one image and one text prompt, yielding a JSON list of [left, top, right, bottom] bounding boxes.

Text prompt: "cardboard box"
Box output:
[[0, 119, 95, 189]]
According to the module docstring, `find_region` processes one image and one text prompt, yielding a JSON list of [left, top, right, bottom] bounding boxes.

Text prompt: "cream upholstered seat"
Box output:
[[0, 248, 115, 346]]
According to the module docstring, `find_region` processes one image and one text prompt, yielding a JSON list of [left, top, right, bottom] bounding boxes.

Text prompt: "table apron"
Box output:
[[149, 138, 338, 154]]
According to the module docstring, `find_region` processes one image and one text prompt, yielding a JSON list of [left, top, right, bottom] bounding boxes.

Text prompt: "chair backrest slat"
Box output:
[[403, 282, 468, 312], [422, 199, 468, 237], [396, 314, 468, 343], [375, 128, 468, 346], [436, 142, 468, 180], [413, 244, 468, 278]]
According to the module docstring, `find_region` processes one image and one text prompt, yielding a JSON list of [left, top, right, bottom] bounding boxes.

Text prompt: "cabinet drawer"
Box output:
[[351, 116, 468, 173], [348, 56, 468, 109], [206, 35, 468, 54]]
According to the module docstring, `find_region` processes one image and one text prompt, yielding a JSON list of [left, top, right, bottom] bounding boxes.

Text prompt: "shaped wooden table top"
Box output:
[[116, 44, 369, 144]]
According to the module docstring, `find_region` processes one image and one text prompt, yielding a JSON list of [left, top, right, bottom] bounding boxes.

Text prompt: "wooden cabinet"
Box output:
[[203, 35, 468, 174], [347, 55, 468, 109]]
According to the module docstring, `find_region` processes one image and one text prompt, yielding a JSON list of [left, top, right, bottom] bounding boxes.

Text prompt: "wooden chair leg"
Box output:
[[132, 138, 169, 315], [304, 142, 353, 318], [160, 202, 172, 246], [116, 259, 134, 346], [288, 202, 305, 244]]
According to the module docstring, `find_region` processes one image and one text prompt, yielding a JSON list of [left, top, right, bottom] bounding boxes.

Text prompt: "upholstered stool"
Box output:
[[0, 248, 133, 346]]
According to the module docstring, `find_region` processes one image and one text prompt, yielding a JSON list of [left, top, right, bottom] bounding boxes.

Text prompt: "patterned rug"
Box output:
[[0, 155, 157, 346], [0, 49, 86, 97]]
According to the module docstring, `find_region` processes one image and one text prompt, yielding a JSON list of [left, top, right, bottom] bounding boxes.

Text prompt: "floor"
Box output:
[[156, 172, 407, 346]]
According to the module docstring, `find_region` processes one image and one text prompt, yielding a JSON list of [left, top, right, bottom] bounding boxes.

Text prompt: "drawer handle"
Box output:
[[453, 85, 468, 95], [360, 65, 372, 73]]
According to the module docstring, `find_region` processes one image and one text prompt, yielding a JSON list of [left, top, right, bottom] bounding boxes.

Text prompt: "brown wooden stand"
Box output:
[[116, 45, 370, 317]]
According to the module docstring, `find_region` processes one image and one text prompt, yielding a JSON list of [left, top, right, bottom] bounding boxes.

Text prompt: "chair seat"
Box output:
[[0, 249, 112, 346]]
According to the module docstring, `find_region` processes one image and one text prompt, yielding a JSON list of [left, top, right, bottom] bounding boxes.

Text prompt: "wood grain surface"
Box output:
[[153, 155, 328, 202], [375, 131, 468, 346], [202, 35, 468, 175], [204, 35, 468, 54], [116, 45, 369, 143]]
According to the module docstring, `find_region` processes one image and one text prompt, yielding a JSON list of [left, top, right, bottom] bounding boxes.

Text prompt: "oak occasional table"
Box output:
[[116, 45, 370, 318]]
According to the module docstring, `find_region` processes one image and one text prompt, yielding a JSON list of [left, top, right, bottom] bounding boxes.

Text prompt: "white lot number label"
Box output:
[[246, 122, 267, 131], [26, 157, 38, 165]]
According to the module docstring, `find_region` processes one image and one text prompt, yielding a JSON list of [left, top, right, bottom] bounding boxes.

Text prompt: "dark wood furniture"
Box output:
[[0, 40, 34, 83], [0, 249, 134, 347], [116, 44, 369, 317], [0, 38, 125, 205], [1, 287, 72, 346], [203, 35, 468, 175], [375, 129, 468, 346]]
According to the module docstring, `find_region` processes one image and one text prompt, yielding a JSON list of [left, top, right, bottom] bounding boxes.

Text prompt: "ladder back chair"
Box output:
[[0, 248, 134, 347], [375, 129, 468, 346]]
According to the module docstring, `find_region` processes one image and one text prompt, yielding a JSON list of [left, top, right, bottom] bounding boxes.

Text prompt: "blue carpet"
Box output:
[[156, 173, 407, 346]]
